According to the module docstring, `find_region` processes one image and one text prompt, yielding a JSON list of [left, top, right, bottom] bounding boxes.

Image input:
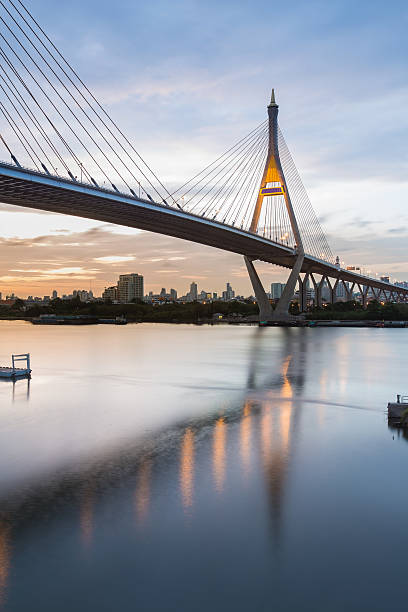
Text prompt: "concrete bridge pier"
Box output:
[[244, 256, 273, 321], [272, 250, 304, 320], [245, 249, 304, 323]]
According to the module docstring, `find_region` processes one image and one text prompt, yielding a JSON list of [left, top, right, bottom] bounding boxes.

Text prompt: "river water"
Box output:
[[0, 321, 407, 611]]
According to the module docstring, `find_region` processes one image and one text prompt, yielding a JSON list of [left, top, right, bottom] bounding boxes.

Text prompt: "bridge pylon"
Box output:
[[245, 90, 304, 323]]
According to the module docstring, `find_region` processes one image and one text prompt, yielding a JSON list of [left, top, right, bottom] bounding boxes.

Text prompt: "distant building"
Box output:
[[170, 288, 177, 301], [189, 282, 198, 301], [0, 298, 16, 307], [75, 289, 93, 302], [102, 286, 118, 302], [335, 281, 348, 301], [52, 290, 58, 300], [321, 280, 331, 303], [222, 282, 235, 301], [271, 282, 286, 300], [198, 290, 212, 302], [117, 273, 144, 303]]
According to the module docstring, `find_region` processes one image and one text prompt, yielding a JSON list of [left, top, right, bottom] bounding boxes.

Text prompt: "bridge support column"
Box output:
[[272, 250, 305, 320], [298, 272, 309, 313], [326, 277, 334, 305], [343, 280, 354, 301], [332, 278, 340, 304], [244, 257, 273, 322], [298, 276, 304, 312], [362, 285, 369, 309], [372, 288, 380, 301], [310, 273, 322, 308], [301, 272, 310, 312]]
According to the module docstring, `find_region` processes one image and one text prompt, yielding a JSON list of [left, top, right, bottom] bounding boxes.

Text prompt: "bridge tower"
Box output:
[[244, 90, 304, 322]]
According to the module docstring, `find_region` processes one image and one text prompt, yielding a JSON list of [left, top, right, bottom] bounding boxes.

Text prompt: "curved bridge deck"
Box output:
[[0, 161, 406, 297]]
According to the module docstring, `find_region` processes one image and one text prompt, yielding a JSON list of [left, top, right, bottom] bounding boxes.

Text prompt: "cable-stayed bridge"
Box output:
[[0, 0, 406, 321]]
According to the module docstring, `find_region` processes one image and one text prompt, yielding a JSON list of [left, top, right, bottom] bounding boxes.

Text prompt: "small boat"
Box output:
[[0, 353, 31, 379], [32, 314, 98, 325], [98, 315, 128, 325]]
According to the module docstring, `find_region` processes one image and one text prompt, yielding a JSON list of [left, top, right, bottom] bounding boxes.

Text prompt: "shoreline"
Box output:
[[0, 316, 407, 328]]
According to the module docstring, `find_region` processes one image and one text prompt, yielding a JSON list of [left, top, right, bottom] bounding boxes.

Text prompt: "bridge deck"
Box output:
[[0, 162, 406, 296]]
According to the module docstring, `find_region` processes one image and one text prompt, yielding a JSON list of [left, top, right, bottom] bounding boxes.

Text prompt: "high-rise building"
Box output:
[[102, 286, 118, 302], [189, 282, 198, 301], [170, 288, 177, 301], [271, 282, 286, 300], [117, 273, 144, 303], [52, 289, 58, 300], [222, 282, 235, 301], [335, 281, 348, 300], [160, 288, 167, 297], [321, 280, 331, 302]]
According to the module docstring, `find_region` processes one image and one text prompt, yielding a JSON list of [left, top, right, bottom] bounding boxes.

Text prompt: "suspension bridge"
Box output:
[[0, 0, 406, 321]]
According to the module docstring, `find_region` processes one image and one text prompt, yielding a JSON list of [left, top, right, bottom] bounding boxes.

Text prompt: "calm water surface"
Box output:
[[0, 321, 407, 611]]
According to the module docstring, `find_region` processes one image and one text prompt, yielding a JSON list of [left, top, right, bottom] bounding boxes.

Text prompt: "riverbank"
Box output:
[[2, 297, 408, 325]]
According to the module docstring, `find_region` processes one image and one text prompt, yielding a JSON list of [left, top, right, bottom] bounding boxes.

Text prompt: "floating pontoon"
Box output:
[[0, 353, 31, 379]]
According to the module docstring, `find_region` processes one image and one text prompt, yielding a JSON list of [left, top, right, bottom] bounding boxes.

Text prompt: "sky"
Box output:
[[0, 0, 407, 298]]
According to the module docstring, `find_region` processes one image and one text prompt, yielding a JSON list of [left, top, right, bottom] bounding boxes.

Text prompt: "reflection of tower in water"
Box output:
[[240, 402, 252, 478], [135, 457, 153, 523], [213, 418, 227, 493], [245, 327, 308, 538], [180, 428, 195, 510], [80, 485, 94, 548]]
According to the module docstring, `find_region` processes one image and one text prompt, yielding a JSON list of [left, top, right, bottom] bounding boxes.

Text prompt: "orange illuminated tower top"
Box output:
[[250, 90, 303, 253]]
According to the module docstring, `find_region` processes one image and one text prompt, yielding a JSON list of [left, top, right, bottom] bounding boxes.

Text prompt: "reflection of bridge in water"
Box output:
[[0, 327, 309, 604], [0, 1, 406, 320]]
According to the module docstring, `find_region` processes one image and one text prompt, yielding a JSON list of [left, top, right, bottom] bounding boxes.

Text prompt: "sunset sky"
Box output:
[[0, 0, 407, 298]]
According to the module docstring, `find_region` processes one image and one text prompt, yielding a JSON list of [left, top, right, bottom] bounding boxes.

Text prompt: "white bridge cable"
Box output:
[[192, 127, 268, 219], [186, 130, 267, 224], [226, 134, 269, 227], [0, 62, 70, 173], [0, 99, 40, 169], [0, 1, 164, 198], [0, 2, 167, 199], [0, 41, 95, 183], [6, 0, 176, 203], [174, 122, 268, 209], [278, 126, 334, 262], [170, 120, 267, 203], [229, 138, 267, 227], [0, 22, 136, 191], [176, 124, 270, 226], [176, 119, 298, 247]]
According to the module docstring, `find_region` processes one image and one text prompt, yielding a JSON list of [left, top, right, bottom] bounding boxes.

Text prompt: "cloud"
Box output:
[[94, 256, 136, 263]]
